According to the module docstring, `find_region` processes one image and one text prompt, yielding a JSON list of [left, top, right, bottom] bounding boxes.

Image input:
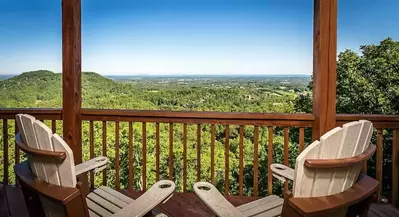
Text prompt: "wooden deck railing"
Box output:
[[0, 108, 398, 205], [80, 109, 314, 195]]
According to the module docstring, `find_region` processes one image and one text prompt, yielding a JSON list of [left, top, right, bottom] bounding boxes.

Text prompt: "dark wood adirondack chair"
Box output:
[[14, 114, 175, 217]]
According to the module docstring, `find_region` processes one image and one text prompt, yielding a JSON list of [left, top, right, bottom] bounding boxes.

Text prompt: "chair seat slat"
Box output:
[[93, 188, 128, 208], [87, 198, 113, 217], [89, 210, 100, 217], [237, 196, 283, 217], [98, 186, 134, 204], [87, 192, 121, 213]]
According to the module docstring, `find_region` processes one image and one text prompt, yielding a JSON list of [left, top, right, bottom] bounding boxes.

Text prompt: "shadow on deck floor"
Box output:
[[1, 184, 398, 217]]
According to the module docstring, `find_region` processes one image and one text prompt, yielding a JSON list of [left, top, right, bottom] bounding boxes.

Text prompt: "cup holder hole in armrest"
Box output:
[[95, 157, 107, 163], [197, 185, 211, 191], [273, 164, 286, 170], [159, 183, 172, 189]]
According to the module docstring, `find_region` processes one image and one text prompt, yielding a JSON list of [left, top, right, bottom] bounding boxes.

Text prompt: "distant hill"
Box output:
[[0, 70, 155, 109], [0, 75, 15, 80]]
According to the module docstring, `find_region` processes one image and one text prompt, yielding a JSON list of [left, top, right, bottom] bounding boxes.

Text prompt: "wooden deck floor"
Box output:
[[0, 184, 398, 217]]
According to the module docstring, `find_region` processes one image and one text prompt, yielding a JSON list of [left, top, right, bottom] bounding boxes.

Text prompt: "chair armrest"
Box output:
[[75, 156, 107, 176], [111, 180, 175, 217], [194, 182, 245, 217], [304, 144, 376, 169], [15, 161, 81, 205], [270, 164, 294, 182], [16, 133, 66, 163]]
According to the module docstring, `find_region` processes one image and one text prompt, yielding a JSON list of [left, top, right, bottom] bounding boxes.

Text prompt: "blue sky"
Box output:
[[0, 0, 398, 75]]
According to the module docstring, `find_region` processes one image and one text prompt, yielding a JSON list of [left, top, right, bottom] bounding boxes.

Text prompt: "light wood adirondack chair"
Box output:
[[14, 114, 175, 217], [194, 120, 378, 217]]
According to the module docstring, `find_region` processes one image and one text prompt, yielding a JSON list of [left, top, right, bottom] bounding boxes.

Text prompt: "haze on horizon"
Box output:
[[0, 0, 398, 75]]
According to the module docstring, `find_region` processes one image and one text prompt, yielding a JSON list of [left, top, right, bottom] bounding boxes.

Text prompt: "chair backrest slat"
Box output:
[[52, 134, 76, 187], [33, 121, 62, 185], [17, 114, 48, 182], [343, 120, 373, 190], [292, 120, 373, 197], [293, 140, 321, 197]]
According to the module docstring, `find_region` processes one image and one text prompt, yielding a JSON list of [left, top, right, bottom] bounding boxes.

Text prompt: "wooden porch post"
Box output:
[[62, 0, 82, 164], [312, 0, 337, 140]]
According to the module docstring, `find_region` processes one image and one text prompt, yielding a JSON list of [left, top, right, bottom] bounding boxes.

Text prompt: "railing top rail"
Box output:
[[0, 108, 398, 128], [0, 108, 62, 113], [0, 108, 62, 119], [79, 109, 316, 126], [336, 114, 399, 129], [81, 108, 315, 121], [336, 114, 399, 122]]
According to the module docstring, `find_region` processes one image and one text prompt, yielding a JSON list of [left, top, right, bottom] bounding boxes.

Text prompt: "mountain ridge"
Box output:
[[0, 70, 154, 109]]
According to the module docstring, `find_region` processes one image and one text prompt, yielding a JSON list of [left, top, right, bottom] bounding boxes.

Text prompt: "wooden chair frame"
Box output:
[[16, 161, 90, 217], [280, 174, 378, 217]]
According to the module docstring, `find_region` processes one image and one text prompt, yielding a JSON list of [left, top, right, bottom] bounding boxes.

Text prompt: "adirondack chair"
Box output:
[[194, 120, 379, 217], [14, 114, 176, 217]]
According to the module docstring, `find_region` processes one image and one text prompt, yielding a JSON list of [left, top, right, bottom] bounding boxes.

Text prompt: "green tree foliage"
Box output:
[[296, 38, 399, 115]]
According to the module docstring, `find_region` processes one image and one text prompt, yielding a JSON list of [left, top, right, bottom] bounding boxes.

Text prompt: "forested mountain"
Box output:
[[0, 70, 155, 109]]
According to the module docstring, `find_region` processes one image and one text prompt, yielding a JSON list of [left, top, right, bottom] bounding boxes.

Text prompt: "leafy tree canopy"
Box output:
[[296, 37, 399, 115]]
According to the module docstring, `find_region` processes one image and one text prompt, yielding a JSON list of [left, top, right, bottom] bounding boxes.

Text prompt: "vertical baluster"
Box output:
[[393, 129, 398, 207], [183, 123, 187, 192], [115, 121, 120, 190], [169, 123, 173, 180], [253, 126, 259, 197], [13, 122, 19, 185], [142, 122, 147, 191], [268, 127, 274, 195], [102, 121, 107, 186], [283, 128, 289, 191], [299, 127, 305, 153], [225, 125, 229, 195], [197, 124, 201, 182], [3, 119, 8, 185], [15, 122, 20, 166], [89, 121, 94, 188], [52, 120, 57, 134], [155, 123, 160, 182], [211, 124, 215, 184], [376, 128, 383, 201], [128, 122, 134, 189], [239, 125, 244, 196]]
